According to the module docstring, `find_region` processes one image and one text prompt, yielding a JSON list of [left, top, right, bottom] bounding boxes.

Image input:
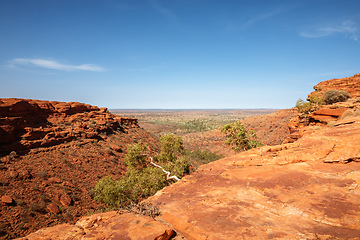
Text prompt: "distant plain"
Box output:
[[111, 109, 279, 136]]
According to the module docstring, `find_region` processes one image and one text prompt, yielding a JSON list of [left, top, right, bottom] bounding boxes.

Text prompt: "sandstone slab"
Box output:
[[147, 118, 360, 239], [17, 212, 173, 240], [313, 107, 348, 117]]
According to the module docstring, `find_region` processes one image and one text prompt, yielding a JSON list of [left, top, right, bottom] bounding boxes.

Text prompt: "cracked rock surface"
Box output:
[[147, 116, 360, 239]]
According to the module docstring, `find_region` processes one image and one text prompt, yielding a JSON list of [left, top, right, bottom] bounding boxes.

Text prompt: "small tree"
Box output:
[[221, 121, 262, 151], [155, 134, 184, 164], [295, 99, 312, 114], [94, 135, 191, 208], [124, 142, 149, 170]]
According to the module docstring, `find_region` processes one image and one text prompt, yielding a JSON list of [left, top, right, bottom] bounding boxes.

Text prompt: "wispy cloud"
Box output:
[[147, 0, 177, 21], [300, 20, 358, 41], [242, 7, 290, 29], [8, 58, 106, 72]]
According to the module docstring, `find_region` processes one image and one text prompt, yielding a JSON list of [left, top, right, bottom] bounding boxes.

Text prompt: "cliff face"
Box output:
[[0, 98, 137, 154], [308, 73, 360, 100]]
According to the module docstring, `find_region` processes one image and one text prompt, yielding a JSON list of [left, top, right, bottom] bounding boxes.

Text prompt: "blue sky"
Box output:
[[1, 0, 359, 109]]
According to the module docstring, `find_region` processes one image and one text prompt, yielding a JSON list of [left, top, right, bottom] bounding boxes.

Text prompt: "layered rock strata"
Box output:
[[308, 73, 360, 99], [0, 98, 137, 154]]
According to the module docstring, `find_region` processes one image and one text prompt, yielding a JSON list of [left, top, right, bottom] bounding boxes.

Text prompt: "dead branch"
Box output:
[[146, 155, 180, 181]]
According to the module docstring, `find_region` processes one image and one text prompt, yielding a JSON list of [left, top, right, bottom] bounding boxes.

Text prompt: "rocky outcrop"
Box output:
[[0, 98, 138, 155], [285, 88, 360, 143], [18, 212, 173, 240], [308, 73, 360, 100], [16, 114, 360, 239]]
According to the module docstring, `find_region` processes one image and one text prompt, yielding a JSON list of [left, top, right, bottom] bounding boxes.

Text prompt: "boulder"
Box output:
[[1, 195, 13, 204], [60, 195, 71, 207], [47, 203, 59, 214], [48, 177, 61, 184]]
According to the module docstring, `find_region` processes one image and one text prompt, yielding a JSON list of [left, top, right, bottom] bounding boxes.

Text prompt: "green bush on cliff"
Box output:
[[221, 121, 262, 151], [295, 99, 312, 114], [94, 136, 191, 208], [323, 90, 351, 104]]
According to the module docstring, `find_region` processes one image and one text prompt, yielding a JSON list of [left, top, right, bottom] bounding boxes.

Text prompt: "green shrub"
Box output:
[[308, 93, 324, 106], [124, 142, 149, 170], [94, 166, 167, 208], [221, 121, 262, 151], [323, 90, 351, 104], [94, 136, 191, 208], [154, 134, 184, 164], [295, 99, 312, 114]]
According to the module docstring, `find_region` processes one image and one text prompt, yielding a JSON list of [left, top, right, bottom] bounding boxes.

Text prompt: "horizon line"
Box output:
[[110, 108, 284, 111]]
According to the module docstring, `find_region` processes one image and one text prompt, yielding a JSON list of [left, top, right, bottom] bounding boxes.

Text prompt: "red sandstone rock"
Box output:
[[0, 98, 135, 154], [47, 203, 59, 214], [1, 195, 13, 204], [62, 181, 75, 188], [110, 144, 122, 152], [308, 73, 360, 100], [313, 107, 348, 117], [48, 177, 61, 184], [60, 194, 71, 207], [17, 212, 173, 240], [15, 223, 84, 240]]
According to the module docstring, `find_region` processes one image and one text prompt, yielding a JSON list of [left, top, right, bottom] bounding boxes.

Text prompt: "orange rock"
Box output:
[[110, 144, 122, 152], [47, 203, 59, 214], [308, 73, 360, 100], [16, 212, 173, 240], [62, 181, 75, 188], [48, 177, 61, 184], [15, 223, 84, 240], [60, 195, 71, 207], [0, 98, 125, 154], [313, 108, 348, 117], [1, 195, 13, 204], [311, 114, 336, 124]]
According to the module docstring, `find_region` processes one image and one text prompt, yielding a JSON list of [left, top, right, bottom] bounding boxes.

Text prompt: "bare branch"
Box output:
[[146, 155, 180, 181]]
